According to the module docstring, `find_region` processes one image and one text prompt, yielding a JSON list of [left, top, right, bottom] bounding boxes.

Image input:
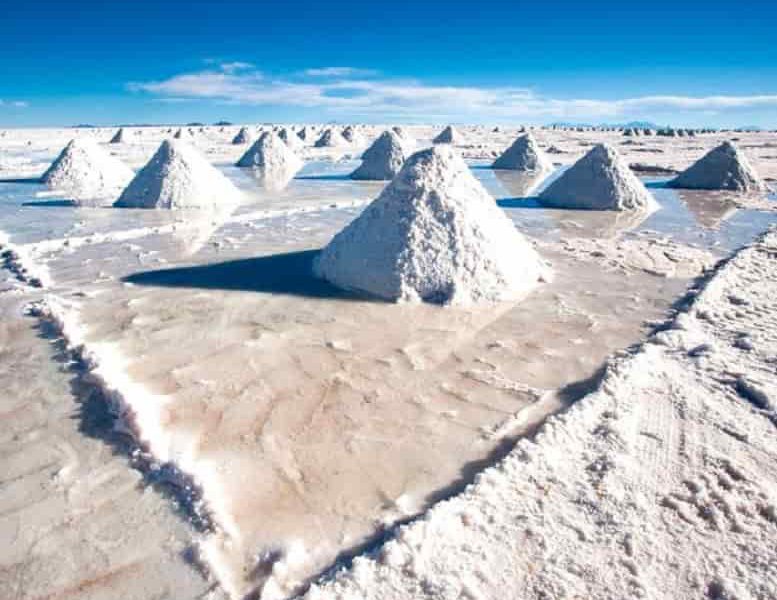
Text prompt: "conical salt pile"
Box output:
[[350, 130, 407, 180], [492, 133, 553, 172], [110, 128, 125, 144], [41, 139, 134, 204], [278, 127, 301, 148], [297, 127, 309, 142], [539, 143, 657, 211], [433, 125, 461, 144], [392, 126, 409, 139], [314, 128, 344, 148], [236, 131, 303, 174], [668, 141, 766, 192], [232, 127, 252, 145], [341, 125, 363, 145], [314, 145, 548, 304], [173, 128, 187, 139], [115, 140, 243, 209]]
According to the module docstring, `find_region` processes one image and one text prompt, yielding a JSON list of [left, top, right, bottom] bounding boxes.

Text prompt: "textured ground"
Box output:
[[0, 123, 775, 600], [302, 229, 777, 600]]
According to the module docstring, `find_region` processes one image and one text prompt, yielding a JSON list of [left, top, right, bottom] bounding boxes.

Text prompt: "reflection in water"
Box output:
[[242, 164, 299, 192], [676, 189, 738, 230], [492, 169, 548, 200], [169, 204, 236, 255], [545, 206, 654, 240]]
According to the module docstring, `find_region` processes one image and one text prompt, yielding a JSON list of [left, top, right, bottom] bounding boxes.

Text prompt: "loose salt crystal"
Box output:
[[350, 130, 407, 180], [314, 145, 549, 304], [539, 143, 658, 212], [115, 139, 243, 209], [669, 141, 766, 192], [492, 132, 553, 172], [41, 139, 134, 204]]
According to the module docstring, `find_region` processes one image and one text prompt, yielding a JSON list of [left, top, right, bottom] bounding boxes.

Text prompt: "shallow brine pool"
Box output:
[[1, 146, 774, 599]]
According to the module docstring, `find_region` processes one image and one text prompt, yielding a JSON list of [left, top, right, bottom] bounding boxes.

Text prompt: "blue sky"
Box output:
[[2, 0, 776, 127]]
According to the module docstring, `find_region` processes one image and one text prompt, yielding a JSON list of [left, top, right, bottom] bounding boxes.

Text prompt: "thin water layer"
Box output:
[[1, 134, 775, 599], [0, 291, 214, 600]]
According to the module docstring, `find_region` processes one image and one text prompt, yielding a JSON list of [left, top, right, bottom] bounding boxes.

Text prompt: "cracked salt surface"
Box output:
[[1, 126, 775, 599]]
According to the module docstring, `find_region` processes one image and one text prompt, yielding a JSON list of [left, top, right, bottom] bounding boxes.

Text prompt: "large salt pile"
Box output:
[[668, 141, 766, 192], [314, 128, 344, 148], [433, 125, 461, 144], [40, 139, 134, 204], [115, 139, 242, 209], [492, 132, 553, 172], [236, 131, 302, 174], [110, 128, 125, 144], [315, 145, 548, 304], [539, 143, 657, 211], [350, 130, 407, 180], [231, 127, 252, 145]]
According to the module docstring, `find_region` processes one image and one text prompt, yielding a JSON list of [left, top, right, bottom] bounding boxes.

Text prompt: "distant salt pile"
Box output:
[[40, 139, 134, 203], [492, 133, 553, 173], [231, 127, 252, 145], [236, 131, 302, 174], [115, 140, 242, 209], [314, 128, 345, 148], [173, 128, 187, 139], [341, 125, 363, 145], [350, 130, 407, 180], [668, 141, 766, 192], [278, 127, 301, 148], [539, 144, 657, 211], [392, 126, 408, 139], [315, 145, 548, 304], [391, 126, 415, 149], [433, 125, 462, 144], [297, 127, 310, 142], [110, 128, 125, 144]]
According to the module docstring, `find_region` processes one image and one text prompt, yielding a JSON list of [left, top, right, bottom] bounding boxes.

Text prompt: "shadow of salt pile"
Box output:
[[124, 249, 375, 302], [22, 199, 78, 207], [0, 177, 41, 184]]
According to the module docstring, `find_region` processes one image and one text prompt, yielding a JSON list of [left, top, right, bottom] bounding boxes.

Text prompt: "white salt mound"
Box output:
[[315, 145, 548, 304], [539, 143, 658, 211], [492, 132, 553, 172], [341, 125, 363, 145], [314, 128, 344, 148], [433, 125, 462, 144], [669, 141, 767, 192], [350, 130, 407, 180], [232, 127, 252, 145], [278, 127, 301, 148], [110, 128, 125, 144], [235, 131, 302, 174], [392, 126, 411, 142], [115, 139, 242, 209], [40, 139, 134, 204]]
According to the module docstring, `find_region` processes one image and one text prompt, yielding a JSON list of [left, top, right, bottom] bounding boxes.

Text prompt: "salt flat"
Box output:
[[1, 124, 775, 599]]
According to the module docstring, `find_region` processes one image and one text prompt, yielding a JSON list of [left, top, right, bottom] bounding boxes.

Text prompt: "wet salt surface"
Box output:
[[1, 155, 775, 598]]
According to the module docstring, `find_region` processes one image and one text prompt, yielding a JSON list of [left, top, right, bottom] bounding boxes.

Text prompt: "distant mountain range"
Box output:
[[547, 120, 663, 129]]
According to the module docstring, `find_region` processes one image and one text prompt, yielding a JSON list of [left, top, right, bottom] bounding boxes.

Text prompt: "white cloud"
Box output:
[[128, 65, 777, 123], [219, 61, 255, 73], [0, 100, 29, 108], [304, 67, 378, 77]]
